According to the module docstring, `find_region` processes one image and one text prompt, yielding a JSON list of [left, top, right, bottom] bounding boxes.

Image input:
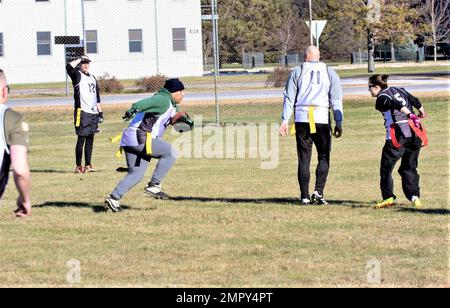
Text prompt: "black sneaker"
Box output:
[[105, 195, 122, 212], [144, 183, 170, 200], [311, 191, 328, 205]]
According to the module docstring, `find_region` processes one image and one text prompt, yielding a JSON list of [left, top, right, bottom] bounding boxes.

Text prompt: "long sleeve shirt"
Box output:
[[66, 63, 100, 114], [282, 62, 343, 125], [375, 86, 422, 140], [121, 88, 179, 146]]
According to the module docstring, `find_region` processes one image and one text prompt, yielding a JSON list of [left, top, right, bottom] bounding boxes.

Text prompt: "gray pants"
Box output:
[[111, 138, 177, 199]]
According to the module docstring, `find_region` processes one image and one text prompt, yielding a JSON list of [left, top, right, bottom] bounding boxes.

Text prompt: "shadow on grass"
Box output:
[[395, 208, 450, 216], [170, 196, 299, 205], [34, 201, 132, 213], [328, 200, 374, 208], [169, 196, 373, 208], [31, 169, 72, 174]]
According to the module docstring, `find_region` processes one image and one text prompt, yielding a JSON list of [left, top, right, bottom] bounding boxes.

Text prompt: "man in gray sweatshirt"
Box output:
[[279, 46, 344, 206]]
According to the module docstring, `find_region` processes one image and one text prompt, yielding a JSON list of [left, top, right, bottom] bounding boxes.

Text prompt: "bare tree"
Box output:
[[424, 0, 450, 61], [278, 8, 303, 63]]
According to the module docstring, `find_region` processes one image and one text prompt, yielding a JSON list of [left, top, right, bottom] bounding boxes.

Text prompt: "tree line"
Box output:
[[201, 0, 449, 64]]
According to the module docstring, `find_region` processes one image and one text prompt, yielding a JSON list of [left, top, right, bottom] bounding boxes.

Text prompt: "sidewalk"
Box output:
[[334, 60, 450, 70]]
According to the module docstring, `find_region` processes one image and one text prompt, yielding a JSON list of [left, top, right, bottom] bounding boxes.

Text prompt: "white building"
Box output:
[[0, 0, 204, 84]]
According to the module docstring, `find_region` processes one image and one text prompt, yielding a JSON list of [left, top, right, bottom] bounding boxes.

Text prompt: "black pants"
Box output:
[[380, 134, 421, 201], [76, 135, 95, 166], [295, 123, 331, 199]]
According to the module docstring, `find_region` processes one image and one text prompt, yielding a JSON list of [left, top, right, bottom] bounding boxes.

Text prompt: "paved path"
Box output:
[[8, 78, 449, 108]]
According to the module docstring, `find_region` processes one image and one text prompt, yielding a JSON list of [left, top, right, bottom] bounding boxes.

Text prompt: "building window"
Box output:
[[129, 29, 143, 53], [0, 33, 3, 57], [37, 31, 51, 56], [172, 28, 186, 51], [86, 30, 98, 54]]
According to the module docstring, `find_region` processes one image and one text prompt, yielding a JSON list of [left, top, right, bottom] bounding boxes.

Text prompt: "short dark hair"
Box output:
[[369, 74, 389, 89]]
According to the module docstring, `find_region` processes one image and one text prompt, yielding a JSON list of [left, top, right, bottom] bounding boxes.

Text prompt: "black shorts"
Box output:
[[74, 109, 99, 136]]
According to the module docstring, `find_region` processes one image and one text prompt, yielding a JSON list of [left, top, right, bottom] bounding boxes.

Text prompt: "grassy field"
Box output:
[[0, 96, 448, 287], [8, 64, 449, 92], [335, 65, 450, 78]]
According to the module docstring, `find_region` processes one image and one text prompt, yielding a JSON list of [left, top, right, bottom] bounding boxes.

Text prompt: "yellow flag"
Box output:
[[308, 106, 317, 134], [115, 148, 123, 159], [146, 132, 153, 155], [109, 132, 123, 144], [290, 123, 296, 136], [75, 108, 81, 127]]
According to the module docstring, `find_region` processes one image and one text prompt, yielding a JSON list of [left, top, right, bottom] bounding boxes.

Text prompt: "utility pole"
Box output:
[[309, 0, 313, 45], [81, 0, 86, 46], [65, 0, 69, 96], [154, 0, 160, 74], [211, 0, 220, 125]]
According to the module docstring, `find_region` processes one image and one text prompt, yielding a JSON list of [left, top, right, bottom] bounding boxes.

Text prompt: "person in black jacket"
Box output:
[[369, 75, 427, 209], [66, 55, 103, 174]]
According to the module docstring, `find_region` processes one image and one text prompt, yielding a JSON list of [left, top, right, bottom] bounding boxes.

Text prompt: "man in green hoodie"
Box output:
[[105, 79, 186, 212]]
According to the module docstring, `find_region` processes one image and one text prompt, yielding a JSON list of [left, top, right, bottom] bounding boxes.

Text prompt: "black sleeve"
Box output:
[[95, 77, 101, 103], [375, 96, 403, 112], [398, 88, 422, 110], [375, 97, 387, 111], [407, 92, 422, 109], [66, 64, 81, 85]]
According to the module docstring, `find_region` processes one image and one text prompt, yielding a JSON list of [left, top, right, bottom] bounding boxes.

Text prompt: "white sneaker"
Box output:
[[145, 183, 170, 200], [105, 195, 122, 212], [301, 198, 311, 205], [145, 183, 162, 194]]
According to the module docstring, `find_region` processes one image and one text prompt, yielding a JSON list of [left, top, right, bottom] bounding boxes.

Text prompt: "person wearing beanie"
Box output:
[[105, 79, 187, 212], [163, 78, 185, 93]]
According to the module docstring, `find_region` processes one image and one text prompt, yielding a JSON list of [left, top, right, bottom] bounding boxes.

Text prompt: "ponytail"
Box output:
[[369, 74, 389, 89]]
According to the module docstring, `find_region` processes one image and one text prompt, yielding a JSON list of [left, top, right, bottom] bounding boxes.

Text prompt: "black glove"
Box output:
[[333, 124, 343, 138], [98, 112, 104, 123], [123, 108, 137, 121]]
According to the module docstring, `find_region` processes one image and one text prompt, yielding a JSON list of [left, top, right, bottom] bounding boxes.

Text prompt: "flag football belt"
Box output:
[[290, 106, 318, 135], [390, 119, 428, 149], [109, 131, 153, 157]]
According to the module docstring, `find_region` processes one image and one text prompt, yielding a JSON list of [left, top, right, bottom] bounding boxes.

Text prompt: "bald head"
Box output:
[[0, 69, 7, 104], [304, 46, 321, 62]]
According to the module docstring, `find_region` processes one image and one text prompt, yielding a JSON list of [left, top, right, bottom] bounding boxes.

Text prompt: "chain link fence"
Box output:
[[1, 0, 438, 135], [0, 0, 311, 133]]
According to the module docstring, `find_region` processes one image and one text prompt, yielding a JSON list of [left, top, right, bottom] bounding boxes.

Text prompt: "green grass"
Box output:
[[0, 96, 448, 287], [335, 65, 450, 78]]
